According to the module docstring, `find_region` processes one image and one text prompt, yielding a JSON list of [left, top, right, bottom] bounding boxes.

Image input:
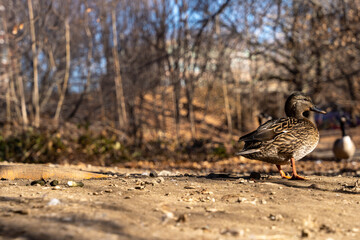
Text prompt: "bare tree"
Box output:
[[27, 0, 40, 127]]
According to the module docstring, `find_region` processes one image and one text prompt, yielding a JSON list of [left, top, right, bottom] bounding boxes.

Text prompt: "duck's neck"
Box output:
[[289, 111, 306, 119], [340, 121, 347, 137]]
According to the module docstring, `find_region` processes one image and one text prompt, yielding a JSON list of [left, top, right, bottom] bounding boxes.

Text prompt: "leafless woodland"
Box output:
[[0, 0, 359, 150]]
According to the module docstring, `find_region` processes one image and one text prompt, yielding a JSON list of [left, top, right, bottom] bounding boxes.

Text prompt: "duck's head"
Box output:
[[285, 92, 326, 119]]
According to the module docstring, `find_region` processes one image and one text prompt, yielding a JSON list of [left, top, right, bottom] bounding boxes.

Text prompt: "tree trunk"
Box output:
[[185, 78, 196, 139], [67, 5, 93, 120], [27, 0, 40, 127], [16, 72, 28, 127], [222, 72, 232, 137], [172, 79, 180, 142], [235, 79, 242, 131], [5, 76, 11, 123], [111, 7, 127, 128], [54, 17, 71, 127]]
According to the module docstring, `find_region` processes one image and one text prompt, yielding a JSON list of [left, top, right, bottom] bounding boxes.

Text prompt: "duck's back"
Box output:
[[239, 117, 319, 164]]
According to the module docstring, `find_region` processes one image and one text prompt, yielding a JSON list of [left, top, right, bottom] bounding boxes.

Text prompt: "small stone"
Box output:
[[144, 180, 156, 186], [309, 184, 319, 189], [249, 172, 261, 180], [52, 186, 61, 190], [236, 197, 247, 203], [201, 225, 210, 231], [31, 179, 46, 186], [319, 224, 336, 233], [104, 189, 113, 193], [176, 214, 187, 223], [67, 181, 84, 187], [269, 213, 283, 221], [150, 170, 158, 177], [301, 229, 311, 238], [184, 186, 196, 189], [205, 207, 224, 213], [50, 180, 59, 186], [221, 228, 244, 237], [47, 198, 61, 206], [238, 178, 246, 184], [161, 211, 174, 223], [14, 209, 30, 215], [156, 177, 165, 183], [158, 170, 172, 176], [200, 189, 213, 195], [135, 186, 145, 190]]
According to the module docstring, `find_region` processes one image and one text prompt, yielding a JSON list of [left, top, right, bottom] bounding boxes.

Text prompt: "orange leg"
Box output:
[[290, 158, 307, 180], [276, 165, 291, 179]]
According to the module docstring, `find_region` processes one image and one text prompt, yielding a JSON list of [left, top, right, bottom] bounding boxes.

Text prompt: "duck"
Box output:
[[333, 116, 356, 160], [237, 92, 326, 180]]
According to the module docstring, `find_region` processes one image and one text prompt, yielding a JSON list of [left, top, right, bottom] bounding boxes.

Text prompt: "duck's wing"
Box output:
[[238, 118, 291, 143]]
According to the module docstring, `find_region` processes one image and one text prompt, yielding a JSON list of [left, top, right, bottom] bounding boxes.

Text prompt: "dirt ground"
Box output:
[[1, 128, 360, 240], [1, 164, 360, 240]]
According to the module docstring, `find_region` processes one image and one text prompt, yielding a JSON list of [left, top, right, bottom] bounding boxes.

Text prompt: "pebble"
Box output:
[[269, 213, 283, 221], [156, 177, 165, 183], [176, 214, 187, 223], [238, 178, 246, 184], [150, 170, 158, 177], [31, 179, 46, 186], [237, 197, 247, 203], [205, 207, 224, 213], [249, 172, 261, 180], [67, 181, 84, 187], [161, 211, 174, 223], [158, 170, 172, 176], [47, 198, 61, 206], [301, 228, 312, 238], [221, 228, 243, 237], [50, 180, 59, 186], [104, 189, 113, 193]]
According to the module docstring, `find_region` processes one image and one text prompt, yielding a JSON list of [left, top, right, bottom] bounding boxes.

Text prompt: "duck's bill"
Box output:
[[310, 106, 326, 114]]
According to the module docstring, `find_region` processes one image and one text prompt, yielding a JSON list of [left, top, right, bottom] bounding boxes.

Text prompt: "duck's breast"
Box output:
[[292, 120, 320, 161]]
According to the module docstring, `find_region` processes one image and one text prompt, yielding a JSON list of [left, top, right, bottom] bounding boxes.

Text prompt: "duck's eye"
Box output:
[[301, 98, 311, 102]]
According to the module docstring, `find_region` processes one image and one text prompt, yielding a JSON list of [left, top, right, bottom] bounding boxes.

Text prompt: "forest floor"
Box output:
[[0, 165, 360, 240], [0, 129, 360, 240]]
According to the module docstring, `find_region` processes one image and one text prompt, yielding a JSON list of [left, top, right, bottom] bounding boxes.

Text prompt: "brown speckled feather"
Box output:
[[237, 117, 319, 165]]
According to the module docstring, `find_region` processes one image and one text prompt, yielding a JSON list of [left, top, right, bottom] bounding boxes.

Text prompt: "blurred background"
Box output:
[[0, 0, 359, 173]]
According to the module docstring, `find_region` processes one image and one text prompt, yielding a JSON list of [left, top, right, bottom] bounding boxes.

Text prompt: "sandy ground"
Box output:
[[1, 128, 360, 240], [1, 165, 360, 240]]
